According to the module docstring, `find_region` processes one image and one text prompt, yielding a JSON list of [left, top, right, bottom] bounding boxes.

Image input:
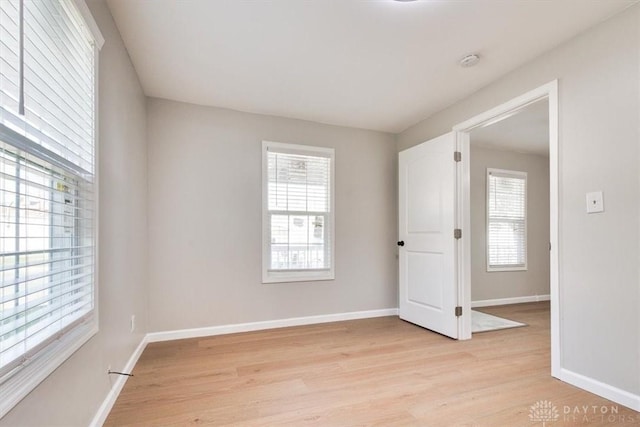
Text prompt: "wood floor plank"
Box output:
[[105, 302, 639, 426]]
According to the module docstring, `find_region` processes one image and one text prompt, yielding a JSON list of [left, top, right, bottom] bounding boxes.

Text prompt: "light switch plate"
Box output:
[[586, 191, 604, 214]]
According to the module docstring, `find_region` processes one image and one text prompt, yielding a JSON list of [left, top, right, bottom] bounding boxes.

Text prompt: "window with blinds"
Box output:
[[262, 141, 335, 283], [486, 168, 527, 271], [0, 0, 99, 415]]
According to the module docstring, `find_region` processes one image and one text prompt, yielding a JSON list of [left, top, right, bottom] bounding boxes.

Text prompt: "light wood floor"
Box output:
[[105, 302, 639, 426]]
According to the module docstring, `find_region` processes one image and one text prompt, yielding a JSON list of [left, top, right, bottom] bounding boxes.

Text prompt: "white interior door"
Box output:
[[398, 132, 458, 339]]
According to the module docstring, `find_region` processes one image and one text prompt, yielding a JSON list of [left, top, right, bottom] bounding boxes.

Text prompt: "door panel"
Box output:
[[399, 132, 458, 338], [407, 252, 443, 309], [407, 164, 442, 232]]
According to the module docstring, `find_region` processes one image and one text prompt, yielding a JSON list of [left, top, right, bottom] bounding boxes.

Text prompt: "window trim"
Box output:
[[262, 141, 335, 284], [486, 168, 528, 272], [0, 0, 102, 418]]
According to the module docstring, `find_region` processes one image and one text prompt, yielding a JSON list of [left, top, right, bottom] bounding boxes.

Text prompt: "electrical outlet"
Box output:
[[107, 364, 111, 374], [130, 315, 136, 333]]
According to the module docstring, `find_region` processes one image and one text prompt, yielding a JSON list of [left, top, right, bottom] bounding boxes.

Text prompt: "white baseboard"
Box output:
[[471, 294, 550, 308], [89, 336, 148, 427], [146, 308, 399, 343], [559, 368, 640, 412]]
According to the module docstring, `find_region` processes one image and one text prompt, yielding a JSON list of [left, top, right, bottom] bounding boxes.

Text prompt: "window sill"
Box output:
[[487, 266, 528, 273], [0, 318, 97, 418], [263, 270, 334, 284]]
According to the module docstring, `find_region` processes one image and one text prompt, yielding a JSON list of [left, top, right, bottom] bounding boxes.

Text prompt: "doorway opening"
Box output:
[[468, 99, 549, 336], [453, 81, 559, 378]]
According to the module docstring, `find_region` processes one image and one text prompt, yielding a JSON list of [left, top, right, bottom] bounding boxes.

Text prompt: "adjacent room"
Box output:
[[0, 0, 639, 426], [469, 99, 550, 335]]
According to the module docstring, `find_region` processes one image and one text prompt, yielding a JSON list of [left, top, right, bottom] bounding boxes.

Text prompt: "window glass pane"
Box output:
[[268, 151, 330, 213], [0, 143, 94, 374], [269, 214, 326, 270]]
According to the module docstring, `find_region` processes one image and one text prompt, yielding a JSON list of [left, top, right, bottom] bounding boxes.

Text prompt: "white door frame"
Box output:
[[452, 80, 560, 378]]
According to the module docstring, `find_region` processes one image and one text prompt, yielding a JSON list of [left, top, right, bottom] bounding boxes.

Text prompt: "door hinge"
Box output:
[[455, 306, 462, 317], [454, 151, 462, 162], [454, 228, 462, 239]]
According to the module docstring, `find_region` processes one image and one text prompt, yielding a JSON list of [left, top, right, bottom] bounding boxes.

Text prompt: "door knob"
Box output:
[[397, 241, 405, 247]]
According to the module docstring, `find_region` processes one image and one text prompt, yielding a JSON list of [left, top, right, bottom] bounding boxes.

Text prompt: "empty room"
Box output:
[[0, 0, 639, 426]]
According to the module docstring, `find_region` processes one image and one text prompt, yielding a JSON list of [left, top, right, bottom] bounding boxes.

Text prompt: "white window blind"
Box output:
[[0, 0, 98, 412], [486, 168, 527, 271], [0, 141, 94, 377], [263, 141, 334, 283], [1, 0, 95, 177]]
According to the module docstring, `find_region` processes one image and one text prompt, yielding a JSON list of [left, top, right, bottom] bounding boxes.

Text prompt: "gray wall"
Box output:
[[398, 5, 639, 395], [146, 99, 397, 332], [470, 145, 550, 302], [0, 0, 149, 425]]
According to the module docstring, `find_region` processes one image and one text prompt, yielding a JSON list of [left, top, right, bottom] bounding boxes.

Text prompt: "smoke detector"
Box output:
[[459, 54, 480, 68]]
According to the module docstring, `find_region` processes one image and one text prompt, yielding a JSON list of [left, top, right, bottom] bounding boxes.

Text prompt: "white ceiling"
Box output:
[[106, 0, 636, 133], [471, 99, 549, 156]]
